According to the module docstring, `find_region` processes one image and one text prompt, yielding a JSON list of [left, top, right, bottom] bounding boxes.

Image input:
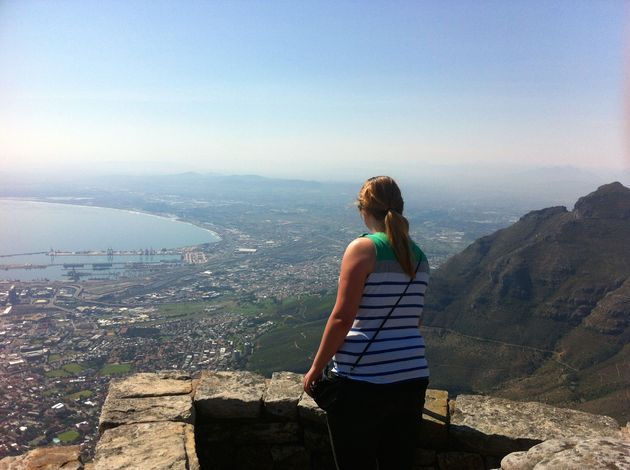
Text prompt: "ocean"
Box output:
[[0, 199, 220, 281]]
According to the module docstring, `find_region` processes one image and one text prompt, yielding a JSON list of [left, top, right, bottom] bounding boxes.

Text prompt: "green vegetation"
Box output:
[[42, 388, 60, 397], [45, 369, 70, 378], [45, 362, 84, 378], [246, 294, 335, 376], [66, 389, 94, 400], [100, 363, 132, 376], [48, 353, 61, 362], [421, 184, 630, 423], [82, 357, 107, 371], [143, 301, 222, 326], [156, 297, 279, 322], [158, 301, 214, 318], [57, 429, 80, 443], [125, 326, 161, 338], [229, 297, 278, 316], [28, 436, 47, 447], [62, 362, 83, 374]]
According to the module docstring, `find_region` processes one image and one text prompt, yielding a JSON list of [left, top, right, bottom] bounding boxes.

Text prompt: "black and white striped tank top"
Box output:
[[331, 232, 430, 384]]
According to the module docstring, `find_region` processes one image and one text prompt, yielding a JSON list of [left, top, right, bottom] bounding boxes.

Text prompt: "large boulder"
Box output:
[[93, 421, 198, 470], [501, 437, 630, 469], [297, 391, 326, 426], [263, 371, 304, 420], [194, 370, 267, 419], [450, 394, 621, 456], [98, 371, 194, 433], [0, 445, 82, 470], [98, 393, 195, 433], [106, 371, 192, 398]]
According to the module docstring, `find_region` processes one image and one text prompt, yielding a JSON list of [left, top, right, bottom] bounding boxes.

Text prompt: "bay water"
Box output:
[[0, 199, 219, 281]]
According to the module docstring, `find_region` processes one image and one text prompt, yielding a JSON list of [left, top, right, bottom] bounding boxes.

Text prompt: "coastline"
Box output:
[[116, 208, 222, 242], [0, 197, 223, 248]]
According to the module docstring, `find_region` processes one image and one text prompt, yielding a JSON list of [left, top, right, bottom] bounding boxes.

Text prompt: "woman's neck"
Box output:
[[361, 210, 386, 233]]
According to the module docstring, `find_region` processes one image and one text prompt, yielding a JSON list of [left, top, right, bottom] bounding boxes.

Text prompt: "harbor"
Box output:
[[0, 250, 186, 282]]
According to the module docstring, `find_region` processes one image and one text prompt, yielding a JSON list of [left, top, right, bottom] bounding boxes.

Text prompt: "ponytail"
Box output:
[[357, 176, 416, 278], [384, 209, 415, 278]]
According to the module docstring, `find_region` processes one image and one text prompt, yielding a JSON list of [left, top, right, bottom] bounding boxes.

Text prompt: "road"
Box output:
[[422, 325, 579, 372]]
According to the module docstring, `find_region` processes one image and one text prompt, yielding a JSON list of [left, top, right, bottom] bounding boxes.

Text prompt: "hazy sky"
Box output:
[[1, 0, 629, 179]]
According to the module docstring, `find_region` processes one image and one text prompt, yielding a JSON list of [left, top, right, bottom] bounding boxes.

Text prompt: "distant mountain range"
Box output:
[[423, 182, 630, 422], [3, 165, 629, 212]]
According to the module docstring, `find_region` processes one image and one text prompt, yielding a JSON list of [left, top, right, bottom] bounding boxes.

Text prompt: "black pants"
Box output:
[[325, 377, 429, 470]]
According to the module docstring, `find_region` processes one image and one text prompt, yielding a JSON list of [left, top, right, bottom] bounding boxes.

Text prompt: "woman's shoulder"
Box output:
[[359, 232, 389, 252], [341, 237, 377, 274], [344, 236, 377, 259]]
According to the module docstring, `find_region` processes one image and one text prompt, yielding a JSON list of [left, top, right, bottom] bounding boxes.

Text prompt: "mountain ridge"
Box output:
[[423, 182, 630, 421]]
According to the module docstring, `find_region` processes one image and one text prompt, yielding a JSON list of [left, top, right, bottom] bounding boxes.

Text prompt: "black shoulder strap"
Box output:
[[350, 260, 421, 371]]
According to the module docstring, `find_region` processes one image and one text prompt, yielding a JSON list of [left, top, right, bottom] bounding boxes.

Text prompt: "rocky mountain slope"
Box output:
[[423, 182, 630, 422]]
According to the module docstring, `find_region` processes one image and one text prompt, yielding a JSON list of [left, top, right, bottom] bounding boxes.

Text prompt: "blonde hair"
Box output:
[[357, 176, 416, 277]]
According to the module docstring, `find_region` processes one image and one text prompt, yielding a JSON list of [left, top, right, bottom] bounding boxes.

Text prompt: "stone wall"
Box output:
[[2, 370, 628, 469]]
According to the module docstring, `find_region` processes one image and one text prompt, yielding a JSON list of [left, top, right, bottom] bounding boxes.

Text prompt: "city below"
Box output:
[[0, 175, 525, 461]]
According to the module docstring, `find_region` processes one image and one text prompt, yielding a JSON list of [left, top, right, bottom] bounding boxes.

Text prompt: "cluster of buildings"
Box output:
[[0, 210, 350, 461], [0, 282, 267, 461]]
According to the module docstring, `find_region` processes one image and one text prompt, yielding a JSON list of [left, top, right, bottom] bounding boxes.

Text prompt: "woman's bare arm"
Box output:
[[303, 237, 375, 395]]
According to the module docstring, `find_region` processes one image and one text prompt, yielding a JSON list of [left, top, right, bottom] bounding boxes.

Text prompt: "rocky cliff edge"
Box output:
[[1, 370, 628, 470]]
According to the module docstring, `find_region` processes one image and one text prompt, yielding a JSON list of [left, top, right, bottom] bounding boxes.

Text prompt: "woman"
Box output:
[[303, 176, 430, 470]]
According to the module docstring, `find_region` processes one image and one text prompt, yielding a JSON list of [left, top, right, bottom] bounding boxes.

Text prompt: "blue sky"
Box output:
[[0, 0, 628, 179]]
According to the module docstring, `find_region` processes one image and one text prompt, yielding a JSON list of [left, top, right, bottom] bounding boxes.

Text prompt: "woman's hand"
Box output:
[[303, 366, 323, 397]]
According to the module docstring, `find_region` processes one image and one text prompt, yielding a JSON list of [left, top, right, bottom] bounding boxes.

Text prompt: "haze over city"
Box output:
[[2, 2, 630, 467], [1, 0, 629, 182]]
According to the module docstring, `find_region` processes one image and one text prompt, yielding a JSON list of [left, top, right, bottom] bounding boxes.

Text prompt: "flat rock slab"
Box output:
[[0, 445, 82, 470], [451, 394, 621, 456], [107, 371, 192, 399], [93, 421, 199, 470], [194, 370, 267, 419], [263, 371, 304, 420], [297, 392, 327, 426], [99, 394, 194, 433], [501, 437, 630, 469]]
